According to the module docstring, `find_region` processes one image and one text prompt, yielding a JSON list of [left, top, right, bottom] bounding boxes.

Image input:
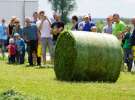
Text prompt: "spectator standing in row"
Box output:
[[0, 19, 8, 59], [83, 15, 95, 32], [14, 33, 25, 64], [103, 16, 113, 34], [51, 14, 65, 45], [122, 26, 133, 72], [8, 16, 17, 38], [71, 16, 78, 31], [131, 18, 135, 67], [112, 14, 126, 40], [23, 17, 38, 66], [36, 10, 54, 65], [78, 15, 95, 32], [12, 18, 23, 37]]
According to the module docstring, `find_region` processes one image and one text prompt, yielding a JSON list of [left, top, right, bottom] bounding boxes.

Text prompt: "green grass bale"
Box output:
[[54, 31, 123, 82]]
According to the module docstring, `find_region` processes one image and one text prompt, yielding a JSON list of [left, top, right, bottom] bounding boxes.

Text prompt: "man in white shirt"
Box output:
[[37, 10, 54, 64]]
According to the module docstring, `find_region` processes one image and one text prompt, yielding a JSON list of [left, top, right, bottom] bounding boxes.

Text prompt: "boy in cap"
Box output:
[[14, 33, 25, 64]]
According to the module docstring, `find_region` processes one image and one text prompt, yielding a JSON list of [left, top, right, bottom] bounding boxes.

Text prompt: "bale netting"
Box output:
[[54, 31, 123, 82]]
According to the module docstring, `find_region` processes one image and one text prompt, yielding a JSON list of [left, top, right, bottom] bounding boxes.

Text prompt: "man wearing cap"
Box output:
[[83, 15, 95, 32], [78, 15, 95, 32]]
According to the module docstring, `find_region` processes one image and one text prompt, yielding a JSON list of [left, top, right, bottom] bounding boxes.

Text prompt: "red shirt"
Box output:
[[7, 44, 16, 56]]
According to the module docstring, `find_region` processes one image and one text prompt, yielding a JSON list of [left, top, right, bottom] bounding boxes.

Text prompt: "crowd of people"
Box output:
[[0, 10, 135, 71], [0, 10, 65, 67]]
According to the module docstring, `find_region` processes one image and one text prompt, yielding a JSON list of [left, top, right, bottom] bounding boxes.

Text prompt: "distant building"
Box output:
[[0, 0, 38, 24]]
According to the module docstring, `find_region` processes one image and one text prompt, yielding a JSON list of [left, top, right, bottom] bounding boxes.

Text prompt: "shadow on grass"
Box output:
[[53, 77, 118, 84]]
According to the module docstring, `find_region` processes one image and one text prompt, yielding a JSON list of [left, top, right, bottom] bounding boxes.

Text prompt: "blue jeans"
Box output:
[[41, 37, 54, 62], [16, 50, 25, 64], [0, 39, 7, 58]]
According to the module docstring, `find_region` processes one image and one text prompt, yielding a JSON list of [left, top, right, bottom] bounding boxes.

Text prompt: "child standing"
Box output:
[[14, 33, 25, 64], [122, 26, 133, 72], [7, 38, 16, 64]]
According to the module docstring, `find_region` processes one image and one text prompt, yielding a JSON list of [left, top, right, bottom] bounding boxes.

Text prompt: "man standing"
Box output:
[[23, 17, 38, 66], [78, 15, 95, 32], [0, 18, 8, 59], [131, 18, 135, 67], [112, 14, 126, 40], [103, 16, 113, 34], [51, 14, 64, 45], [36, 10, 54, 65]]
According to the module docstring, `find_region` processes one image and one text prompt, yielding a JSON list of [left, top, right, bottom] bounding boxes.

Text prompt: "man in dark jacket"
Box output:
[[51, 14, 64, 45]]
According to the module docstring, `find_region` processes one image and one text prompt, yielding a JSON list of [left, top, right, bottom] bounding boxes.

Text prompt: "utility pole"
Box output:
[[23, 0, 26, 26]]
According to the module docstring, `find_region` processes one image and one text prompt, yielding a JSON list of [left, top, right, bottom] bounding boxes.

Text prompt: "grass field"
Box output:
[[0, 61, 135, 100]]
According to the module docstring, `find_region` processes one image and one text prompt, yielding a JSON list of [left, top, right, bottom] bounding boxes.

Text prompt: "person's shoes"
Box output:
[[7, 62, 11, 64], [26, 64, 34, 67], [37, 64, 41, 66]]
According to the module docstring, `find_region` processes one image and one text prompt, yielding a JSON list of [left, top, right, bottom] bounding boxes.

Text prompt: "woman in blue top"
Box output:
[[12, 19, 23, 38], [0, 19, 8, 59]]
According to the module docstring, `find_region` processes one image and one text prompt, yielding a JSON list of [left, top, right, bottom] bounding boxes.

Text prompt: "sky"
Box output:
[[39, 0, 135, 18]]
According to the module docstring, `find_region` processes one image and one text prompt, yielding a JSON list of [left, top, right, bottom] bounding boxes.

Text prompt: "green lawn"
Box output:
[[0, 61, 135, 100]]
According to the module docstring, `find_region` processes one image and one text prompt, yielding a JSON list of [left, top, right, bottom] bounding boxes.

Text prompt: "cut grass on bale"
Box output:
[[0, 61, 135, 100]]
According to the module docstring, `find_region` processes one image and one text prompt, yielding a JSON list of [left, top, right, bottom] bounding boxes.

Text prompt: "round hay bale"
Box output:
[[54, 31, 123, 82]]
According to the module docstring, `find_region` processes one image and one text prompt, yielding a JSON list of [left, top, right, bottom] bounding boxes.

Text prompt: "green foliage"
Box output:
[[0, 89, 40, 100], [49, 0, 76, 23], [121, 18, 131, 25], [54, 31, 123, 82], [96, 20, 105, 33]]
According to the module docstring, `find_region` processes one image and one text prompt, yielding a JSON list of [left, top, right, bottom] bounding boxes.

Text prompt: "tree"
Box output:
[[48, 0, 76, 23]]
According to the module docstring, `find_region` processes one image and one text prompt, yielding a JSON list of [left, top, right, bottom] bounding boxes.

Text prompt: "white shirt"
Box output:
[[36, 19, 52, 38]]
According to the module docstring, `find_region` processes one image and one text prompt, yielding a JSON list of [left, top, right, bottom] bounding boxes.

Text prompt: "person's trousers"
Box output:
[[16, 51, 25, 64], [0, 39, 7, 57], [37, 57, 41, 65], [27, 40, 38, 65], [8, 55, 15, 64], [41, 37, 54, 62], [124, 48, 133, 71]]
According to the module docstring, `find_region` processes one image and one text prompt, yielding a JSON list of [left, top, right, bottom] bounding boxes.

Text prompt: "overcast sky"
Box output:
[[39, 0, 135, 18]]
